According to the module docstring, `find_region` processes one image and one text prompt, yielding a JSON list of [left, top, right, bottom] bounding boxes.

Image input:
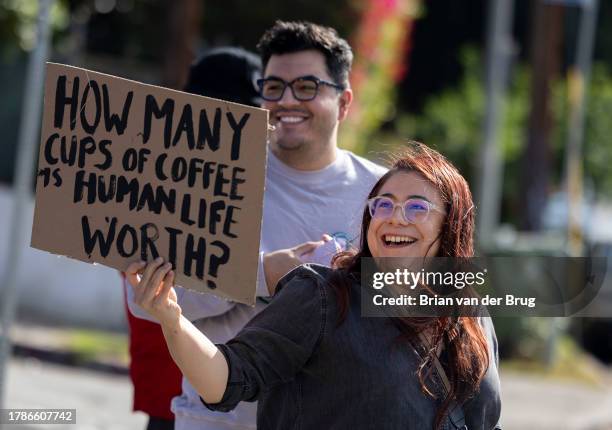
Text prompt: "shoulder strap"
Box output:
[[417, 332, 467, 429]]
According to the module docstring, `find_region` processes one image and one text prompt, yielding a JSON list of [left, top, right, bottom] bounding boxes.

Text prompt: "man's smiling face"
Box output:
[[262, 50, 350, 154]]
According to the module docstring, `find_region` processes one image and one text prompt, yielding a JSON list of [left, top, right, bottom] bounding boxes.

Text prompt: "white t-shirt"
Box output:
[[129, 148, 386, 430]]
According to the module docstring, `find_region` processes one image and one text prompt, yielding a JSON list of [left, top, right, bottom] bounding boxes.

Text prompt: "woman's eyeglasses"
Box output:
[[367, 196, 445, 224], [257, 75, 344, 101]]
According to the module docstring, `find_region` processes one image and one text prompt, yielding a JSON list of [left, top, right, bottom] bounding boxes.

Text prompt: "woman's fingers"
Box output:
[[142, 262, 172, 305], [132, 258, 166, 306], [128, 258, 181, 325], [125, 260, 146, 276], [125, 261, 146, 287], [139, 257, 164, 292], [156, 270, 175, 304]]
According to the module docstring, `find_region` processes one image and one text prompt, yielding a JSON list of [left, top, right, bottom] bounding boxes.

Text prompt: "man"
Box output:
[[130, 21, 386, 430]]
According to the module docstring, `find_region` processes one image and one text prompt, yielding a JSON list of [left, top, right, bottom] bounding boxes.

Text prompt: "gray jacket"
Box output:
[[205, 264, 502, 430]]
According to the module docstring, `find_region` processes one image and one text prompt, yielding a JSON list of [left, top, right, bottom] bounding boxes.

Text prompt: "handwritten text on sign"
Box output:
[[31, 63, 268, 305]]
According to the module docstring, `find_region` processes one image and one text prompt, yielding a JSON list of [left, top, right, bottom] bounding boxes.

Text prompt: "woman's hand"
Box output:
[[125, 258, 182, 329]]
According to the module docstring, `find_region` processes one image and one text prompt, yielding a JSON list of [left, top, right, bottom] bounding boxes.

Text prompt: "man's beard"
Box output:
[[274, 136, 308, 151]]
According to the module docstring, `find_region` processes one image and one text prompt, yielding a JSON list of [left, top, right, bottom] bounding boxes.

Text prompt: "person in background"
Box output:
[[128, 21, 387, 430], [124, 46, 263, 430]]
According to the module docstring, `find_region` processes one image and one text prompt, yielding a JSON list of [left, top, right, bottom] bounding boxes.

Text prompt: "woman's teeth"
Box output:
[[383, 235, 417, 246]]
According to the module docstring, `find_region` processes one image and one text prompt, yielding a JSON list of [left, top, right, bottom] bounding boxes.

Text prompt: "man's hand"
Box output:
[[125, 258, 182, 329], [263, 236, 330, 295]]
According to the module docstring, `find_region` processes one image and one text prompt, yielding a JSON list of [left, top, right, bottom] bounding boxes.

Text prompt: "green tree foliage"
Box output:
[[383, 47, 612, 225], [393, 48, 527, 187], [0, 0, 68, 56]]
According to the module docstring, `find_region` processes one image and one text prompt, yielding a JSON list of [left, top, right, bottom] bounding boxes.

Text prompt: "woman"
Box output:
[[127, 143, 502, 429]]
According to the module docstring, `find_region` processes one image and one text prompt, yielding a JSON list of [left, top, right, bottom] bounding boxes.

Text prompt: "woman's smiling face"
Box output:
[[366, 171, 446, 259]]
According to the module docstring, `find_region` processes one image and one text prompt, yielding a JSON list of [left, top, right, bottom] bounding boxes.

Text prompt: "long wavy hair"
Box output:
[[331, 142, 489, 429]]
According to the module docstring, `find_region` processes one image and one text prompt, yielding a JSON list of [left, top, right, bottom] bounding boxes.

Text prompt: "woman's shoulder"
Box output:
[[276, 264, 336, 293], [273, 264, 347, 315]]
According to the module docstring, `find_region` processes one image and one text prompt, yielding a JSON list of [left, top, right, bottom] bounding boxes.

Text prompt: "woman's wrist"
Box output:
[[160, 312, 184, 336]]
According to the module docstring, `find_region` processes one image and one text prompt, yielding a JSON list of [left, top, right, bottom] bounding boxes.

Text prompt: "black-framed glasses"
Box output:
[[256, 75, 345, 101]]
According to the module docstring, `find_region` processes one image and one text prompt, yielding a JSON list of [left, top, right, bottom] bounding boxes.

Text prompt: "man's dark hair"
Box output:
[[257, 20, 353, 87]]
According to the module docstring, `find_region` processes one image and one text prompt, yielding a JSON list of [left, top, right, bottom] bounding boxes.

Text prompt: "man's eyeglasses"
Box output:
[[257, 75, 344, 101], [367, 196, 445, 224]]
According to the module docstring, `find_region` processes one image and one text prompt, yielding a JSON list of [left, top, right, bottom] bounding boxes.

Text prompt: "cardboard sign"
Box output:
[[31, 63, 268, 305]]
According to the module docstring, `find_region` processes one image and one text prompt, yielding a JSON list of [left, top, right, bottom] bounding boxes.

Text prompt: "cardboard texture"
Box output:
[[31, 63, 268, 305]]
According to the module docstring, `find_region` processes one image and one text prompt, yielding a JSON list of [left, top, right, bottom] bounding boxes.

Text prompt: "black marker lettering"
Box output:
[[229, 167, 246, 200], [136, 184, 176, 214], [78, 136, 96, 168], [209, 200, 225, 235], [165, 226, 183, 269], [61, 136, 77, 166], [81, 215, 116, 258], [97, 175, 117, 203], [73, 170, 96, 204], [52, 168, 62, 187], [44, 133, 60, 165], [214, 164, 229, 197], [223, 206, 239, 239], [155, 153, 168, 181], [180, 194, 195, 226], [143, 95, 174, 147], [102, 84, 133, 135], [197, 107, 221, 151], [95, 139, 113, 170], [226, 112, 250, 160], [208, 240, 230, 278], [117, 224, 138, 257], [116, 176, 140, 210], [54, 75, 79, 130], [140, 223, 159, 261], [173, 104, 195, 149], [171, 157, 187, 182], [184, 234, 206, 279], [79, 80, 102, 134]]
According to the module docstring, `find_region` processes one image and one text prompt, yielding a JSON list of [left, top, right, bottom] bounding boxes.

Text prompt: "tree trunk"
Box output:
[[162, 0, 202, 89]]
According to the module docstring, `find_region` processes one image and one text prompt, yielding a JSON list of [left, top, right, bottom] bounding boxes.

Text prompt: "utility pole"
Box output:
[[478, 0, 515, 247], [0, 0, 54, 410], [564, 0, 599, 256]]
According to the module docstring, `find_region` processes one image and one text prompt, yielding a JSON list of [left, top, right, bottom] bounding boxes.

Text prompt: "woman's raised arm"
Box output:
[[125, 258, 228, 403]]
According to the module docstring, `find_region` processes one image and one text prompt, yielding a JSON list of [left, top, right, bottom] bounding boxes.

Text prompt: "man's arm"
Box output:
[[262, 236, 332, 294]]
